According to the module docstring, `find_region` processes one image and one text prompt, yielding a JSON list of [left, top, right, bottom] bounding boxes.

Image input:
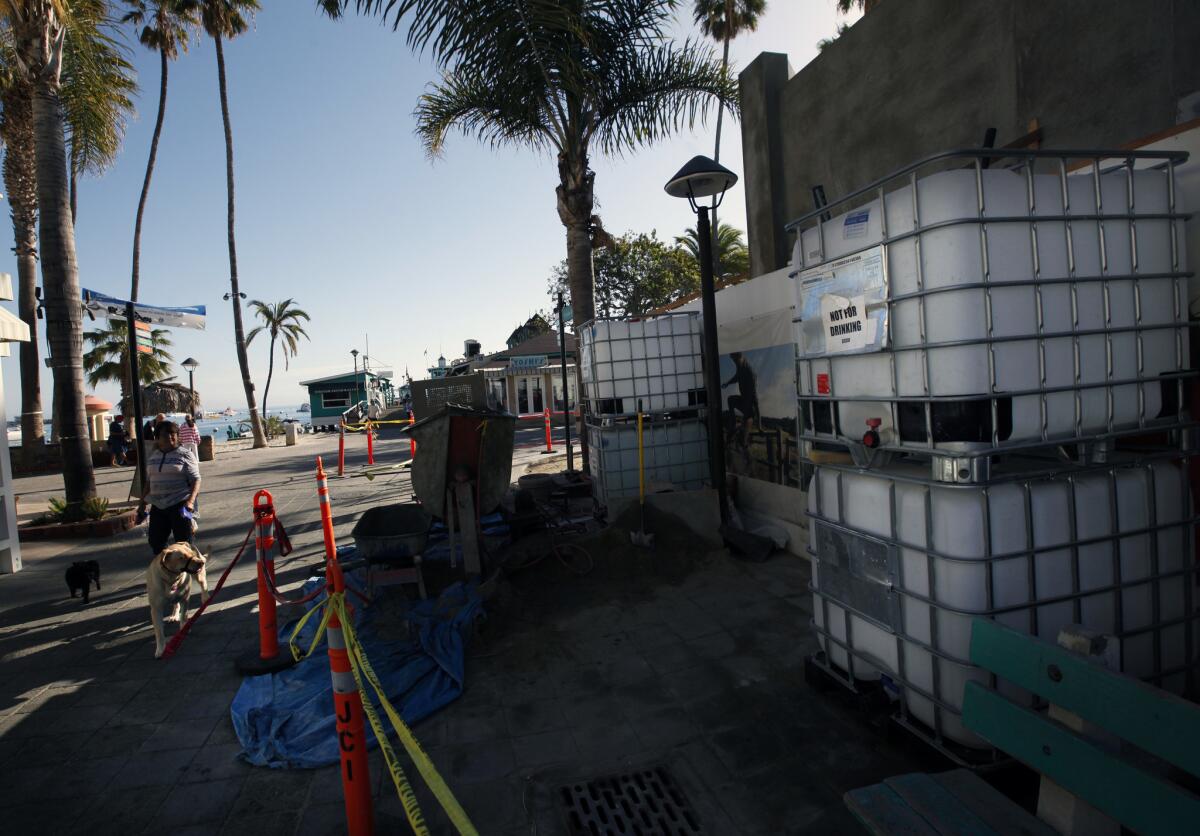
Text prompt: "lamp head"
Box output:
[[182, 357, 198, 373], [665, 155, 738, 210]]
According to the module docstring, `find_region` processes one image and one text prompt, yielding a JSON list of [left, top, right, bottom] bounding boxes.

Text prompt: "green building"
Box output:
[[300, 370, 383, 430]]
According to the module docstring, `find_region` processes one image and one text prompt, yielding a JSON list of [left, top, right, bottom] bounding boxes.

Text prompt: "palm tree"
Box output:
[[246, 298, 310, 420], [123, 0, 199, 302], [693, 0, 764, 277], [197, 0, 264, 448], [320, 0, 736, 332], [0, 55, 41, 463], [1, 5, 134, 465], [0, 1, 107, 511], [676, 221, 749, 281], [83, 319, 174, 418], [837, 0, 880, 12]]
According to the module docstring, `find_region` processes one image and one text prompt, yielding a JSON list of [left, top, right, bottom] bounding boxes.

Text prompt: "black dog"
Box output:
[[65, 560, 101, 604]]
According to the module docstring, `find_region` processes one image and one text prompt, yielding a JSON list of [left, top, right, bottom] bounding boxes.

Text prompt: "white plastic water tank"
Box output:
[[808, 458, 1194, 747], [794, 166, 1188, 448], [580, 313, 704, 413], [587, 417, 709, 507]]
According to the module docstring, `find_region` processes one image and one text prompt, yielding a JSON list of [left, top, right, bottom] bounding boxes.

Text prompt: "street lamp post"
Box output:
[[182, 357, 199, 419], [351, 349, 360, 416], [665, 155, 738, 526]]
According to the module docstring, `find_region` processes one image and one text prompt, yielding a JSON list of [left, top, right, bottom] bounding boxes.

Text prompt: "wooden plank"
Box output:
[[931, 770, 1059, 836], [884, 773, 1000, 835], [844, 783, 939, 835], [967, 619, 1200, 777], [962, 682, 1200, 836]]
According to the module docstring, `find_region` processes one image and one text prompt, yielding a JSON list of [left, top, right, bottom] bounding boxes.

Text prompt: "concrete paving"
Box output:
[[0, 427, 934, 835]]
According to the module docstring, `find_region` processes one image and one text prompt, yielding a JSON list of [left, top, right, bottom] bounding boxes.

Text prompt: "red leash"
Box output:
[[159, 522, 255, 660]]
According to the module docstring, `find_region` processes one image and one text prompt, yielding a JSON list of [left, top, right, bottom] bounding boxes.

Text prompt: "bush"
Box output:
[[82, 496, 110, 521], [46, 496, 68, 523]]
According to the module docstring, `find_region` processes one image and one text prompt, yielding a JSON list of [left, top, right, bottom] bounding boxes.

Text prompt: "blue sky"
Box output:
[[1, 1, 857, 419]]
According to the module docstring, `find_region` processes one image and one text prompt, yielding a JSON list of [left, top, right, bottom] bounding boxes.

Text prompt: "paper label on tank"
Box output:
[[843, 209, 870, 239], [820, 293, 870, 351], [796, 246, 887, 356]]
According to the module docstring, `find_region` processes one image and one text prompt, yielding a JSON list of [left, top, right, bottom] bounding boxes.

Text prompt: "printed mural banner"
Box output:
[[717, 308, 799, 488]]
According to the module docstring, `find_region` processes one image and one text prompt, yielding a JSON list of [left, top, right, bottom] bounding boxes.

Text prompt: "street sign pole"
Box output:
[[557, 292, 573, 472], [126, 301, 147, 496]]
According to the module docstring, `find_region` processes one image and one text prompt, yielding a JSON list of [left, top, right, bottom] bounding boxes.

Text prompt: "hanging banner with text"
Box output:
[[82, 288, 207, 331]]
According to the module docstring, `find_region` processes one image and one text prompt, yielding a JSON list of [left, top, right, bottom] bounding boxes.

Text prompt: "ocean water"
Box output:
[[8, 408, 310, 446]]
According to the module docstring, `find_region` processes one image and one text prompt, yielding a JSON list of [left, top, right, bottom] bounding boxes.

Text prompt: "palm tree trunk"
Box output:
[[131, 49, 169, 303], [556, 148, 595, 474], [32, 82, 96, 511], [213, 33, 266, 449], [69, 167, 77, 226], [2, 82, 45, 464], [262, 334, 275, 422]]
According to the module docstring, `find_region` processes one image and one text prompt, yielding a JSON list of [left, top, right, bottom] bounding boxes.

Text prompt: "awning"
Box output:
[[0, 306, 30, 343]]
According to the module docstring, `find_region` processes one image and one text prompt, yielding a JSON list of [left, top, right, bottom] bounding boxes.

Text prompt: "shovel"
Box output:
[[630, 411, 655, 549]]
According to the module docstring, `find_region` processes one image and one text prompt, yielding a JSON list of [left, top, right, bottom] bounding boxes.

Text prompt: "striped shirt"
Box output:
[[178, 422, 201, 446]]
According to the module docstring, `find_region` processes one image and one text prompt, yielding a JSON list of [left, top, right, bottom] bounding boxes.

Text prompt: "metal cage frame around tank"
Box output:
[[788, 147, 1195, 478], [579, 312, 707, 417], [585, 411, 711, 508], [805, 450, 1200, 766]]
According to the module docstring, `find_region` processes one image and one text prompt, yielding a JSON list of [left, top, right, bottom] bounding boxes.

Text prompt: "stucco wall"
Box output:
[[740, 0, 1200, 277]]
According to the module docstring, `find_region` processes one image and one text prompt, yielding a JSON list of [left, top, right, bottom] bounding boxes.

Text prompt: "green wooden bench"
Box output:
[[844, 618, 1200, 835]]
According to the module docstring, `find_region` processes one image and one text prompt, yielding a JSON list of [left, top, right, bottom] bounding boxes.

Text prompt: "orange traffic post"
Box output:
[[235, 490, 296, 675], [408, 411, 416, 459], [366, 420, 375, 466], [541, 407, 554, 454], [316, 457, 374, 835], [338, 421, 346, 477]]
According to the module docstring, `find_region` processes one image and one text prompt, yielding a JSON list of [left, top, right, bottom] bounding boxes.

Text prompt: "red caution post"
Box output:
[[408, 411, 416, 459], [366, 420, 375, 466], [338, 420, 346, 477], [316, 457, 374, 835], [540, 407, 554, 454], [235, 490, 297, 675]]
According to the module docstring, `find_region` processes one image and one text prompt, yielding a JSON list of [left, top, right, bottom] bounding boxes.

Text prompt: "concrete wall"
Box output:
[[740, 0, 1200, 277]]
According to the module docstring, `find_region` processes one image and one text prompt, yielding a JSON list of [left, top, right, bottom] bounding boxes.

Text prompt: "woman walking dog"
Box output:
[[138, 421, 202, 554]]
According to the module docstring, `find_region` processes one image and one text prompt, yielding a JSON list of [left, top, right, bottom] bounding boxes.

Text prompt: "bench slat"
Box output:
[[963, 681, 1200, 836], [884, 773, 1000, 835], [844, 783, 940, 835], [968, 618, 1200, 777], [929, 770, 1058, 836]]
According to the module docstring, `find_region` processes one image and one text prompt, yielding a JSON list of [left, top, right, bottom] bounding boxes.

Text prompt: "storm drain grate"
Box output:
[[558, 765, 705, 836]]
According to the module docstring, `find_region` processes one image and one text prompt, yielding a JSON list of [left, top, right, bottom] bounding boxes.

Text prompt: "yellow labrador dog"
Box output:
[[147, 543, 210, 658]]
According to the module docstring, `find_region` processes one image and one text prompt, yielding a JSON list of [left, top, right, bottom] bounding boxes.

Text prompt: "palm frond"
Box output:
[[416, 67, 557, 157], [588, 38, 735, 156], [61, 0, 138, 179]]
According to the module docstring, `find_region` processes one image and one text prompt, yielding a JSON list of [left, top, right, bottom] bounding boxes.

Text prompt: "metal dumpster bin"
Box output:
[[404, 405, 516, 520]]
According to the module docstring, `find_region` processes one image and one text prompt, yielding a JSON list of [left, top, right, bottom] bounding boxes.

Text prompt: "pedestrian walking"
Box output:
[[107, 414, 128, 466], [138, 421, 201, 555], [143, 412, 165, 440], [178, 414, 201, 461]]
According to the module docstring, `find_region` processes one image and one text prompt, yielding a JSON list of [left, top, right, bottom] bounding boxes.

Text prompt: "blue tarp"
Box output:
[[231, 551, 483, 769]]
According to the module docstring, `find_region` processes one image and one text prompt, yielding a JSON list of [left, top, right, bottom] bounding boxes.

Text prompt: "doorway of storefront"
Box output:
[[516, 376, 544, 415]]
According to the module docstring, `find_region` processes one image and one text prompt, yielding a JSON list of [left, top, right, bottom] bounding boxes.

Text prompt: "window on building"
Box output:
[[322, 390, 350, 408]]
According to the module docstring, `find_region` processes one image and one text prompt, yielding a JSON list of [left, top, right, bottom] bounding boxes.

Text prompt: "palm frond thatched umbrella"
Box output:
[[142, 380, 199, 416]]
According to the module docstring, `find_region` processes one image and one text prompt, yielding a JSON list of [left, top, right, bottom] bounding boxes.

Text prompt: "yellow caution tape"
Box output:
[[287, 593, 479, 836], [343, 419, 415, 430]]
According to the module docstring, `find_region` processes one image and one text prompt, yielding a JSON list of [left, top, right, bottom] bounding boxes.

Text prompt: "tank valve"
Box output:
[[862, 418, 882, 449]]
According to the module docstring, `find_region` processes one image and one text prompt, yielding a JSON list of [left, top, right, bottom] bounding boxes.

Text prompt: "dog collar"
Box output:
[[160, 552, 201, 577]]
